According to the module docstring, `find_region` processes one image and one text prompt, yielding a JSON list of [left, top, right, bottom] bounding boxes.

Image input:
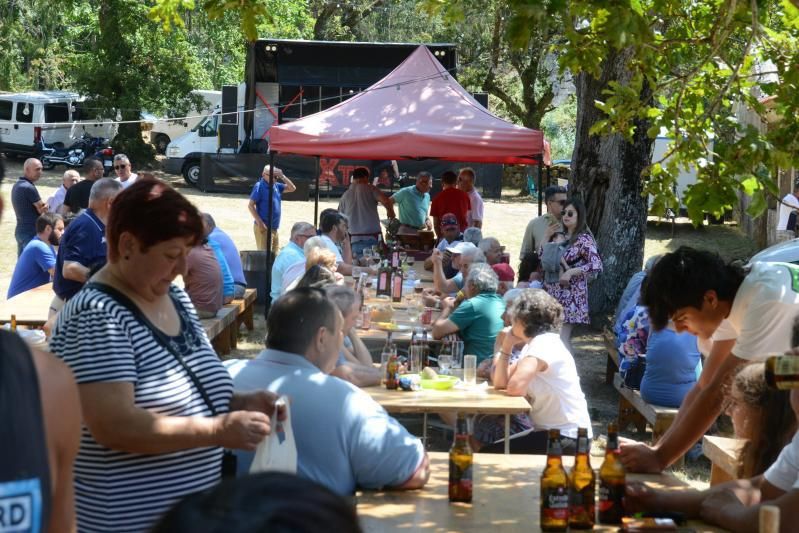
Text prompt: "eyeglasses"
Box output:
[[557, 200, 567, 206], [563, 210, 577, 217], [299, 233, 317, 239], [114, 165, 128, 170]]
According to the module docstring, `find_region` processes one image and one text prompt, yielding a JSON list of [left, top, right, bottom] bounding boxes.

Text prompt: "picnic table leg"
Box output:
[[504, 414, 510, 455], [242, 303, 254, 331], [423, 413, 428, 446]]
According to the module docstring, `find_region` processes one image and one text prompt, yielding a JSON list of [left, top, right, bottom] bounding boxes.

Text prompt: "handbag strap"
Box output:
[[86, 281, 219, 416]]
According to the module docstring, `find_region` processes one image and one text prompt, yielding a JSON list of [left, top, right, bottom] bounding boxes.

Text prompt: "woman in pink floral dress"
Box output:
[[541, 198, 603, 352]]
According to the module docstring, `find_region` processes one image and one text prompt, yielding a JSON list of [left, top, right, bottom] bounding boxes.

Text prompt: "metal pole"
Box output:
[[314, 156, 320, 227], [537, 159, 543, 216], [545, 164, 551, 189], [264, 152, 275, 317]]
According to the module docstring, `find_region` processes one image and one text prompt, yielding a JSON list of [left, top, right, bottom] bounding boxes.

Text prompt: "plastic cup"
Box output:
[[464, 354, 477, 386]]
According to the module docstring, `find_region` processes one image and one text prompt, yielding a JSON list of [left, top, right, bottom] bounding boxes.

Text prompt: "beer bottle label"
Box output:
[[449, 458, 473, 501], [569, 486, 595, 521], [542, 486, 569, 521], [776, 356, 799, 377], [598, 482, 625, 521]]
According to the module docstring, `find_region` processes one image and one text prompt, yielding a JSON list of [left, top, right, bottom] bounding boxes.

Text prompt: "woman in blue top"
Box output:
[[640, 327, 702, 408]]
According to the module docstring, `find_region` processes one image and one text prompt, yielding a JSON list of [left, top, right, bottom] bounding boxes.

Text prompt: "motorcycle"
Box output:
[[36, 132, 114, 174]]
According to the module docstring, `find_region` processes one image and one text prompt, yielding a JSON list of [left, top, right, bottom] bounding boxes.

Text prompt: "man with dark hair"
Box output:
[[64, 158, 105, 214], [54, 178, 123, 302], [519, 185, 567, 259], [388, 172, 432, 233], [430, 170, 470, 237], [337, 166, 394, 257], [621, 246, 799, 473], [319, 210, 356, 276], [12, 158, 47, 256], [8, 213, 64, 298], [228, 288, 429, 496]]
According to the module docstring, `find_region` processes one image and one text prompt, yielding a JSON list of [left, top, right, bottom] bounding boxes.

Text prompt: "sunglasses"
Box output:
[[114, 164, 128, 170], [563, 210, 577, 217]]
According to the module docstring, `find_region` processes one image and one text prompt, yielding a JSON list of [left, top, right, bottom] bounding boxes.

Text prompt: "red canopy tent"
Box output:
[[262, 45, 548, 308], [268, 45, 545, 163]]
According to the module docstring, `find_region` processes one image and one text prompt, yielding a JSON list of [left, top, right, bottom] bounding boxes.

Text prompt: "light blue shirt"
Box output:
[[206, 238, 234, 299], [227, 349, 425, 496], [391, 185, 430, 228], [271, 241, 305, 301], [210, 227, 246, 285]]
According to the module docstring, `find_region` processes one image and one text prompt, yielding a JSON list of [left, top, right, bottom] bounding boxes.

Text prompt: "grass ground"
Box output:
[[1, 160, 761, 485]]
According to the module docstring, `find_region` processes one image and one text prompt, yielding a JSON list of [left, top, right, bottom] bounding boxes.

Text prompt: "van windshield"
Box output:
[[193, 113, 218, 137]]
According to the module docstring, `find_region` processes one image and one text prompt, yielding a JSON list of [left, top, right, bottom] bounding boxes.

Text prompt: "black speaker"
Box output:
[[222, 85, 238, 125], [219, 123, 238, 149], [472, 92, 489, 110]]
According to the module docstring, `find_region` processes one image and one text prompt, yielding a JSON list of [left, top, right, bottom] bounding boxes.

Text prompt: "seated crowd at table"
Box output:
[[5, 158, 799, 533]]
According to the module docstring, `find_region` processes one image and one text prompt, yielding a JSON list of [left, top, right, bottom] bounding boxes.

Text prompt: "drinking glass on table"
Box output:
[[406, 297, 423, 323], [362, 248, 373, 265], [438, 354, 453, 375], [463, 354, 477, 386], [399, 251, 408, 265], [407, 255, 416, 267], [409, 344, 424, 374], [449, 340, 464, 370]]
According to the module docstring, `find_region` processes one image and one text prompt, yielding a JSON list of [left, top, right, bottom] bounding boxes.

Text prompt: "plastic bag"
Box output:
[[249, 397, 297, 474]]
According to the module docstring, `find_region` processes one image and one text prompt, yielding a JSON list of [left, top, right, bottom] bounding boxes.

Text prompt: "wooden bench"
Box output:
[[201, 305, 238, 356], [603, 328, 620, 385], [229, 288, 257, 332], [703, 435, 752, 486], [613, 373, 679, 443]]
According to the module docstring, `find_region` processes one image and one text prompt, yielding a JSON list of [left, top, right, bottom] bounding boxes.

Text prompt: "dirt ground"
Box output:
[[1, 159, 760, 483]]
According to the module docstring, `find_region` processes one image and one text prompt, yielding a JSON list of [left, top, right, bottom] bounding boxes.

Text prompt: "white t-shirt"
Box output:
[[723, 262, 799, 361], [777, 193, 799, 231], [697, 318, 737, 357], [522, 332, 593, 439], [467, 189, 484, 226], [765, 431, 799, 491], [117, 173, 139, 189], [320, 234, 344, 264]]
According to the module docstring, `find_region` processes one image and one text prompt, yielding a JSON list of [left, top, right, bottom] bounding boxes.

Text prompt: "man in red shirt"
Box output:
[[430, 170, 470, 239]]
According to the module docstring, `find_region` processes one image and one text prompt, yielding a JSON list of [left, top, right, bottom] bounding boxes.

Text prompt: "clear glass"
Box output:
[[438, 354, 453, 375], [464, 354, 477, 385], [406, 298, 423, 323], [399, 251, 408, 265], [409, 345, 424, 373]]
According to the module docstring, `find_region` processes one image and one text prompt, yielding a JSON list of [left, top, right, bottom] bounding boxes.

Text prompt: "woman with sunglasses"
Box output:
[[541, 198, 603, 352]]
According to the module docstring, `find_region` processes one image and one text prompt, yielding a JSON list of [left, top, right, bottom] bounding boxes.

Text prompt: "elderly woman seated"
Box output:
[[489, 289, 592, 454], [325, 285, 382, 387]]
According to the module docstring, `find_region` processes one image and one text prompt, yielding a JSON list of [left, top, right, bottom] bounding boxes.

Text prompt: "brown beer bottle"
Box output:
[[540, 429, 569, 532], [569, 428, 595, 530], [765, 355, 799, 389], [597, 423, 626, 525], [10, 314, 17, 332], [448, 414, 473, 503], [385, 353, 399, 390]]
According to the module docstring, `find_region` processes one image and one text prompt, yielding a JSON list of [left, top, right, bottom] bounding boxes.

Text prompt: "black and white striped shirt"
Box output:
[[50, 285, 232, 533]]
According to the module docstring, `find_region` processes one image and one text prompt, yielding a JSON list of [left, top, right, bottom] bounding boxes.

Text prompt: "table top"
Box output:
[[357, 452, 725, 532], [0, 283, 53, 326], [363, 383, 531, 415], [357, 301, 440, 343]]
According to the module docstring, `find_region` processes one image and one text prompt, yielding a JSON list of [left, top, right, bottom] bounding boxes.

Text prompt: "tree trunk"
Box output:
[[570, 48, 653, 323]]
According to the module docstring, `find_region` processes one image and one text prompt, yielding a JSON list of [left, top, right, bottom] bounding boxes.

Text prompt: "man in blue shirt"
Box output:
[[227, 288, 429, 496], [54, 178, 122, 301], [248, 165, 296, 255], [270, 221, 316, 302], [11, 158, 47, 256], [202, 213, 247, 299], [8, 213, 64, 298], [388, 171, 432, 233]]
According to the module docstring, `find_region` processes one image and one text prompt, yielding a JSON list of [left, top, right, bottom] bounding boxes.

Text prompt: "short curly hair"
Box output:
[[508, 289, 563, 338]]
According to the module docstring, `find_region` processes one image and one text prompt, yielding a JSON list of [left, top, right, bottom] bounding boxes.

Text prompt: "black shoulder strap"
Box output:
[[85, 281, 218, 416]]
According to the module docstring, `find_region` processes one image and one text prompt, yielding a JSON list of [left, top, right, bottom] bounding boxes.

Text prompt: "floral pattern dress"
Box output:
[[542, 232, 603, 324]]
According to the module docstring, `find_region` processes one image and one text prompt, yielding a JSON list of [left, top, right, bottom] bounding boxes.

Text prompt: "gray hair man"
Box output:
[[431, 241, 487, 295], [228, 287, 429, 495], [478, 237, 506, 265], [113, 154, 138, 189], [432, 263, 505, 363], [54, 178, 123, 302], [388, 171, 433, 233], [47, 169, 80, 214], [270, 222, 318, 301]]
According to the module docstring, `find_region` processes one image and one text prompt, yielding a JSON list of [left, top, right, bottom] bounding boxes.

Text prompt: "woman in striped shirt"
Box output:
[[50, 179, 281, 533]]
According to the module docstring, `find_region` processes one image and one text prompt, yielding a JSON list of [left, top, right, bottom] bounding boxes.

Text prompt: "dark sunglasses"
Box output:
[[114, 164, 128, 170], [563, 210, 577, 217]]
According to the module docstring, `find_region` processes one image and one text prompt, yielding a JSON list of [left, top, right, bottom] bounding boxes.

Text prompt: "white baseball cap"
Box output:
[[446, 241, 477, 255]]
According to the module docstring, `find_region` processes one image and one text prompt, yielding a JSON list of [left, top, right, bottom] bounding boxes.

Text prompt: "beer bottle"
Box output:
[[598, 422, 626, 525], [10, 314, 17, 332], [568, 428, 595, 530], [765, 355, 799, 389], [449, 414, 473, 503], [385, 353, 399, 390], [540, 429, 569, 532]]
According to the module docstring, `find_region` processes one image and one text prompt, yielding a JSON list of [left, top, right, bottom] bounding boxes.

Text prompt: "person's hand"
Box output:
[[477, 358, 493, 380], [431, 248, 443, 265], [699, 488, 747, 526], [232, 390, 286, 421], [441, 296, 456, 310], [422, 293, 439, 308], [559, 270, 572, 286], [257, 219, 268, 231], [274, 167, 284, 179], [543, 221, 560, 243], [500, 326, 525, 352], [618, 438, 664, 473], [214, 411, 272, 451]]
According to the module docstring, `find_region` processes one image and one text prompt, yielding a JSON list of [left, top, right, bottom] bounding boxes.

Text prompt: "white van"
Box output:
[[0, 91, 117, 157], [145, 90, 221, 154]]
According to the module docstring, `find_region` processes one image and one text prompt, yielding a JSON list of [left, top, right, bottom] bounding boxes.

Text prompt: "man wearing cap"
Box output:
[[424, 213, 463, 276], [492, 263, 515, 296], [430, 170, 470, 238], [520, 185, 567, 259], [431, 242, 486, 295], [388, 172, 432, 234]]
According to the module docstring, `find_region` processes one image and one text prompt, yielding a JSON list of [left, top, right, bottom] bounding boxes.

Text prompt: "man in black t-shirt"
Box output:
[[63, 158, 104, 214]]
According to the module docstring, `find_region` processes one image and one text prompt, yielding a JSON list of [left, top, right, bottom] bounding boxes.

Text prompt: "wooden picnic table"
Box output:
[[363, 384, 530, 454], [357, 452, 726, 532], [0, 283, 53, 326]]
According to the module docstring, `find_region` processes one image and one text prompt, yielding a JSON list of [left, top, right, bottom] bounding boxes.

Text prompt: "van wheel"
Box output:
[[182, 160, 201, 187], [154, 134, 170, 155]]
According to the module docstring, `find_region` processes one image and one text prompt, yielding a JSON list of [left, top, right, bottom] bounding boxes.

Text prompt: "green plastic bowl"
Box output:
[[420, 375, 458, 390]]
